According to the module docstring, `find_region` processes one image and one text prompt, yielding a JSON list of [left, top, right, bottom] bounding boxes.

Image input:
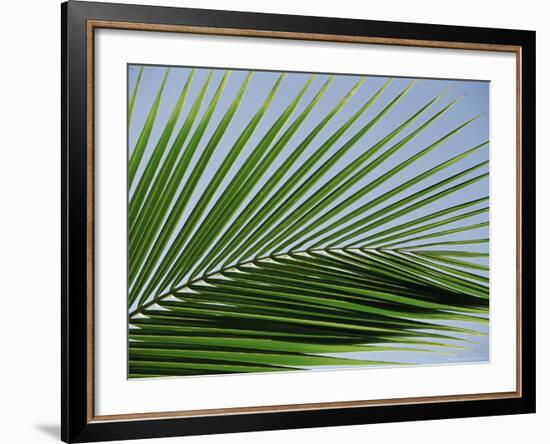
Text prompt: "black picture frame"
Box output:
[[61, 1, 536, 442]]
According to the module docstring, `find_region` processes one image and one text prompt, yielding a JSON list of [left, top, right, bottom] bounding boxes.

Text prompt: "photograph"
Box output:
[[127, 65, 490, 378]]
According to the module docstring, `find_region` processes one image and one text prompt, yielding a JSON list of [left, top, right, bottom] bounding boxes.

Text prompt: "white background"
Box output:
[[95, 28, 517, 415], [0, 0, 546, 443]]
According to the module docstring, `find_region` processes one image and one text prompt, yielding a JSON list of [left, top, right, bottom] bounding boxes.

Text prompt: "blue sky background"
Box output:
[[129, 66, 489, 253], [128, 64, 490, 366]]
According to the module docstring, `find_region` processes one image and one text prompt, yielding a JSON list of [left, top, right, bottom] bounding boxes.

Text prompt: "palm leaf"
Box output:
[[127, 68, 489, 378], [128, 66, 144, 126]]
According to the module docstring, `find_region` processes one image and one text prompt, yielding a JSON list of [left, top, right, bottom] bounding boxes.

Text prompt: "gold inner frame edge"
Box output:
[[85, 19, 523, 423]]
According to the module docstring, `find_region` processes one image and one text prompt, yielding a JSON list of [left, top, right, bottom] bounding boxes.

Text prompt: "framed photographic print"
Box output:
[[61, 1, 536, 442]]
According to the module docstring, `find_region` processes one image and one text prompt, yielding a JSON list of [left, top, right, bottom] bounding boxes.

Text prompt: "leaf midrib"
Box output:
[[129, 246, 384, 318]]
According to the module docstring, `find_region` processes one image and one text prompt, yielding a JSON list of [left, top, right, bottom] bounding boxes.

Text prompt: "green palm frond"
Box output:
[[127, 67, 489, 378]]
